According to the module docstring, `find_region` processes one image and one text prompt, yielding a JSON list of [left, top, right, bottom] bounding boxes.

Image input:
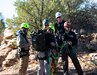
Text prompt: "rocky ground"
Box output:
[[0, 51, 97, 75]]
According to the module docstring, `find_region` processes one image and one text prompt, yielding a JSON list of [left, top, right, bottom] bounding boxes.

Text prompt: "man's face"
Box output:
[[22, 28, 29, 34], [64, 21, 71, 31], [64, 26, 70, 31], [44, 25, 49, 29], [57, 16, 62, 23]]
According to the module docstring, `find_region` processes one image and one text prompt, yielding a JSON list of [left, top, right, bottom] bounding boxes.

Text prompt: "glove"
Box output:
[[50, 42, 57, 49], [67, 41, 72, 45]]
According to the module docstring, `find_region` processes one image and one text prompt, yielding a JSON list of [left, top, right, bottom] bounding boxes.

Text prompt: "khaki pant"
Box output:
[[19, 56, 29, 75]]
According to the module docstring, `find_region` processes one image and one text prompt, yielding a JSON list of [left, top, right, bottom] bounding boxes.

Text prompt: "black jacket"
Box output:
[[63, 31, 78, 46], [54, 20, 65, 34]]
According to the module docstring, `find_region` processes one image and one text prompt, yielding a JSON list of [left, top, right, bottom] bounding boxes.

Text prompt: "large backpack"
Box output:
[[31, 30, 47, 51]]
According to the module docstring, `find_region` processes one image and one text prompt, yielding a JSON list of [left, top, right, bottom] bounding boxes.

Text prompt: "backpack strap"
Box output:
[[20, 33, 29, 43]]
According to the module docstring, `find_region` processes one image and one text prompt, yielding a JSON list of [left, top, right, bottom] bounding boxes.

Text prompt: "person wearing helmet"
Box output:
[[62, 21, 83, 75], [42, 19, 54, 33], [54, 12, 65, 51], [37, 19, 56, 75], [54, 12, 65, 34], [54, 12, 67, 73], [16, 23, 30, 75]]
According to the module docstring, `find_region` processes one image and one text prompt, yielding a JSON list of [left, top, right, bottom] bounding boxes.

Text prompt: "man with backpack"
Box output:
[[16, 23, 30, 75], [36, 19, 55, 75]]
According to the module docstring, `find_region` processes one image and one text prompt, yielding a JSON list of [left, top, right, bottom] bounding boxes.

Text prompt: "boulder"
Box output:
[[1, 38, 17, 49], [0, 43, 7, 50], [86, 33, 97, 52], [5, 49, 18, 59], [3, 49, 18, 67], [3, 59, 17, 67], [7, 38, 17, 49], [0, 47, 12, 66], [3, 28, 14, 39], [78, 33, 97, 52]]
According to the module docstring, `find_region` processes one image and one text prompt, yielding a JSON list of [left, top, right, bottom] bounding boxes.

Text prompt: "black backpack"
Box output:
[[31, 30, 47, 51]]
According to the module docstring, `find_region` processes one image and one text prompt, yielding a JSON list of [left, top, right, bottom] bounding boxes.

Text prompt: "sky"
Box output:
[[90, 0, 97, 3], [0, 0, 16, 20], [0, 0, 97, 20]]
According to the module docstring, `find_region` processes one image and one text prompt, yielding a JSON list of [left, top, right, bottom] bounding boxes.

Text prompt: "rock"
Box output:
[[80, 29, 85, 35], [0, 35, 3, 44], [1, 38, 17, 49], [86, 39, 97, 52], [3, 28, 14, 39], [29, 60, 38, 70], [1, 39, 9, 45], [3, 49, 18, 67], [3, 59, 17, 67], [78, 33, 97, 52], [0, 28, 17, 67], [89, 53, 97, 60], [0, 44, 7, 50], [0, 47, 12, 57], [29, 55, 36, 60], [0, 47, 12, 66], [7, 38, 17, 49], [5, 49, 18, 60], [89, 53, 97, 57]]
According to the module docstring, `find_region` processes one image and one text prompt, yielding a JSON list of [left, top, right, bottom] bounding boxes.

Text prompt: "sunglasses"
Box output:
[[45, 24, 49, 26]]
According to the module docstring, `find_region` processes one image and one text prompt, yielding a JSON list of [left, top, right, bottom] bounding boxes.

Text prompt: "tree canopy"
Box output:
[[6, 0, 97, 35], [0, 13, 5, 34]]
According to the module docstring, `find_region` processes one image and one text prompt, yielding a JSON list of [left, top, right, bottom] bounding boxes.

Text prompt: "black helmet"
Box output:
[[42, 19, 49, 25]]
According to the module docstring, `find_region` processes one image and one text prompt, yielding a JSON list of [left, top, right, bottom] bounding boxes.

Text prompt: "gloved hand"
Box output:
[[50, 42, 57, 49], [67, 41, 72, 45], [63, 41, 73, 54]]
